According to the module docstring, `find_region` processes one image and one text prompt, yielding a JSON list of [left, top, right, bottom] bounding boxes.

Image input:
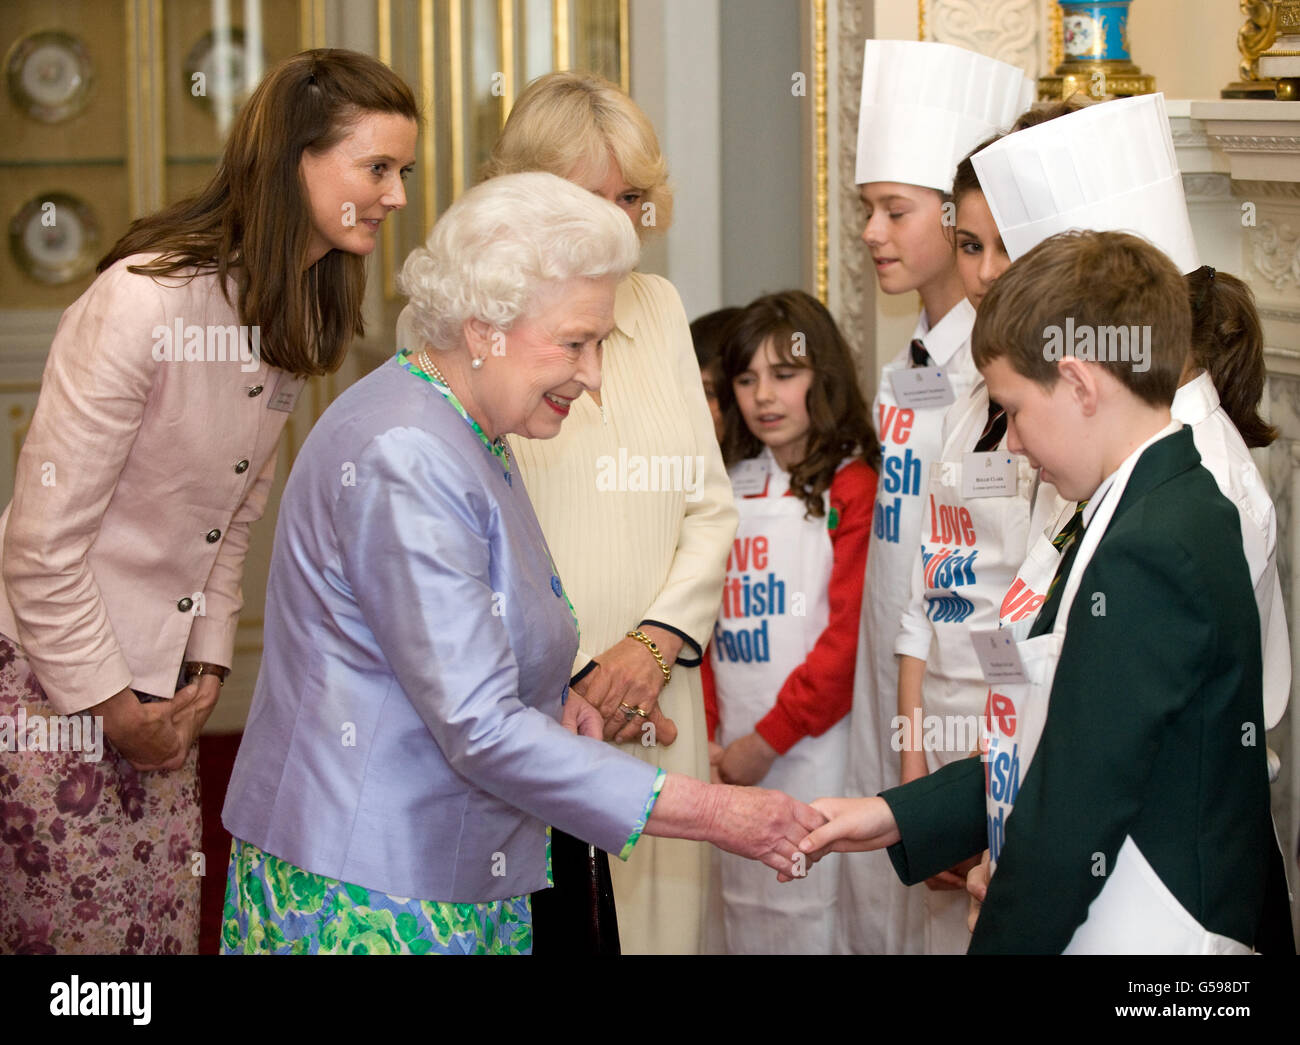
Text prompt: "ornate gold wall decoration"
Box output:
[[1224, 1, 1280, 98], [815, 0, 828, 303], [378, 0, 626, 300]]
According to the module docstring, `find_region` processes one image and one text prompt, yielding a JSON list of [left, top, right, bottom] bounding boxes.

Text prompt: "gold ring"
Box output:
[[632, 706, 649, 718]]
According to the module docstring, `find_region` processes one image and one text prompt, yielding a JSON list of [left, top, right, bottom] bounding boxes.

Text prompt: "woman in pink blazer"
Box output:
[[0, 49, 418, 955]]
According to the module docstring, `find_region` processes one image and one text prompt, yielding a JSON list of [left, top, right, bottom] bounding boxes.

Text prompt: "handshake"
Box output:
[[697, 790, 905, 880]]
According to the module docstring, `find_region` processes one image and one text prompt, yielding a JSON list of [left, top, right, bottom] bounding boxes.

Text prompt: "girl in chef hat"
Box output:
[[839, 39, 1035, 957], [890, 98, 1090, 954], [704, 289, 877, 954]]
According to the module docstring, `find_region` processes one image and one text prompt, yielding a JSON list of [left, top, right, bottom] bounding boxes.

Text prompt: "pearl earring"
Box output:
[[471, 357, 484, 370]]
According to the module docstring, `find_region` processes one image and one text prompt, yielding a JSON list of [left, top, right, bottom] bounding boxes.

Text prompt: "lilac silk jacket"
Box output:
[[222, 355, 660, 903]]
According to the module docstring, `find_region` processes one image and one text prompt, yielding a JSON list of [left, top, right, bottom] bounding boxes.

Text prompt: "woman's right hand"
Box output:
[[96, 686, 201, 771], [644, 773, 826, 876], [707, 784, 828, 874]]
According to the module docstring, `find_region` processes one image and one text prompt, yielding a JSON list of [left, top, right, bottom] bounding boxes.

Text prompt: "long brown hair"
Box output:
[[718, 291, 879, 518], [99, 49, 420, 376], [1186, 266, 1277, 448]]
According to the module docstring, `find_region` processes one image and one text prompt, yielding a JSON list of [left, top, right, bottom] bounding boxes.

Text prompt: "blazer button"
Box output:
[[234, 459, 250, 474], [247, 385, 264, 397], [206, 528, 222, 543], [177, 597, 194, 613]]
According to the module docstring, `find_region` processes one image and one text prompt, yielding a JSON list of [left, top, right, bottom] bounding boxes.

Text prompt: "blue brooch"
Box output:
[[551, 575, 563, 598]]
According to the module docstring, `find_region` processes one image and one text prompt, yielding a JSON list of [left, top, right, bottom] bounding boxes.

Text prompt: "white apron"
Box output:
[[711, 450, 846, 954], [895, 385, 1035, 952], [980, 439, 1253, 954], [997, 495, 1075, 642], [840, 305, 978, 954]]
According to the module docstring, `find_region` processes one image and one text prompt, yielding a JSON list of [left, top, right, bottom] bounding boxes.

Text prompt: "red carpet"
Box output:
[[198, 732, 243, 954]]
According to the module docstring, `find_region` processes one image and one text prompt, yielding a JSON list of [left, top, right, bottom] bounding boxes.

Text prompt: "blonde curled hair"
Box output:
[[480, 70, 673, 239]]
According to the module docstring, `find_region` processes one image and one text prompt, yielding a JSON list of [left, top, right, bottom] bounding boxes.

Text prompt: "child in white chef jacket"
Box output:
[[1177, 266, 1290, 739], [837, 40, 1034, 955], [893, 102, 1086, 954], [951, 92, 1291, 940], [703, 291, 877, 954]]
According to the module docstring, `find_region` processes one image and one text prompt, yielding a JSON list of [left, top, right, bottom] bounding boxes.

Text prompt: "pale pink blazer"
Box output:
[[0, 255, 300, 714]]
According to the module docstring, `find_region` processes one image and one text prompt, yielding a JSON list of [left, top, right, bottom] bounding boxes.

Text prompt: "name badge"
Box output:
[[730, 457, 770, 497], [961, 452, 1018, 498], [889, 366, 955, 410], [971, 628, 1029, 685], [267, 372, 306, 413]]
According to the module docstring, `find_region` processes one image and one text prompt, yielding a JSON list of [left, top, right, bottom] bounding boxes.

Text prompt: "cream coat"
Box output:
[[505, 272, 737, 954]]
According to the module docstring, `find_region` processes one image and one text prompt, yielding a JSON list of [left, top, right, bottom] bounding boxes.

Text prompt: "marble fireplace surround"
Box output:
[[1171, 100, 1300, 938]]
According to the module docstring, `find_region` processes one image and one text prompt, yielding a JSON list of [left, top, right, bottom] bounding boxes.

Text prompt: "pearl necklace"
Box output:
[[415, 349, 510, 463], [415, 350, 450, 387]]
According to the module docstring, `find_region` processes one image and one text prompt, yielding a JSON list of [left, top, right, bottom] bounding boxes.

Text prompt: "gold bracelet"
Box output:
[[184, 661, 228, 688], [626, 630, 671, 686]]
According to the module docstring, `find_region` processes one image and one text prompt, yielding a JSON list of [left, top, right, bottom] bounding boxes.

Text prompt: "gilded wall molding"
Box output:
[[835, 0, 872, 383]]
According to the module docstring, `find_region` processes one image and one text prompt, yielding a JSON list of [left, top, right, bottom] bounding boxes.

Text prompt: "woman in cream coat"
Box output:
[[476, 71, 736, 954]]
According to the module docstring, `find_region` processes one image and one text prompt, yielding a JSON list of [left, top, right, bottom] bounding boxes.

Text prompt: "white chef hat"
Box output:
[[971, 93, 1199, 274], [855, 40, 1035, 192]]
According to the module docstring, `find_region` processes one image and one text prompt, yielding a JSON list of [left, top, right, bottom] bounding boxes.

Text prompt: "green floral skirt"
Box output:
[[220, 838, 531, 955]]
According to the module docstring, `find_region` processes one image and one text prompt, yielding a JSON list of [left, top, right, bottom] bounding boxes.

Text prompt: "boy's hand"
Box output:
[[718, 731, 777, 786], [925, 852, 981, 891], [777, 795, 902, 881], [966, 849, 992, 933], [900, 749, 928, 785]]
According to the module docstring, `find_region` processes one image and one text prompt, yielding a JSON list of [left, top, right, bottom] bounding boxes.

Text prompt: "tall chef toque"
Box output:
[[971, 93, 1199, 274], [855, 40, 1035, 192]]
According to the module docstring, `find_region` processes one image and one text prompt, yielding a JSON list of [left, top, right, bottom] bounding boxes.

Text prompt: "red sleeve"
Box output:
[[755, 460, 876, 755], [700, 643, 719, 743]]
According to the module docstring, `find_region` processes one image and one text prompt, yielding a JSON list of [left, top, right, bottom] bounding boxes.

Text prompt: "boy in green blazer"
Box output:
[[801, 230, 1292, 954]]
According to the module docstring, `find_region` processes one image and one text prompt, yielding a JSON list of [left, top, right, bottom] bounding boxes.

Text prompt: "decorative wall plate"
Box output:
[[184, 28, 260, 112], [5, 29, 94, 123], [9, 192, 100, 284]]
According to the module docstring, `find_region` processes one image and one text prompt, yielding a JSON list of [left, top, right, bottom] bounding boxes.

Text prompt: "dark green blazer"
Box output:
[[881, 428, 1292, 954]]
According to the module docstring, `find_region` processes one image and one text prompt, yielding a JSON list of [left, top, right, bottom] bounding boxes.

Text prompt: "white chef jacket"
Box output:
[[1172, 372, 1290, 730], [837, 299, 978, 955]]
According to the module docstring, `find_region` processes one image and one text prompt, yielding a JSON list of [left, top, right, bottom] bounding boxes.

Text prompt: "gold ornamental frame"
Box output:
[[378, 0, 631, 301]]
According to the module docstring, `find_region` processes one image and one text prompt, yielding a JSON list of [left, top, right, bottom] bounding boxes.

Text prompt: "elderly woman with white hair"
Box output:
[[218, 172, 821, 955], [475, 69, 737, 956]]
